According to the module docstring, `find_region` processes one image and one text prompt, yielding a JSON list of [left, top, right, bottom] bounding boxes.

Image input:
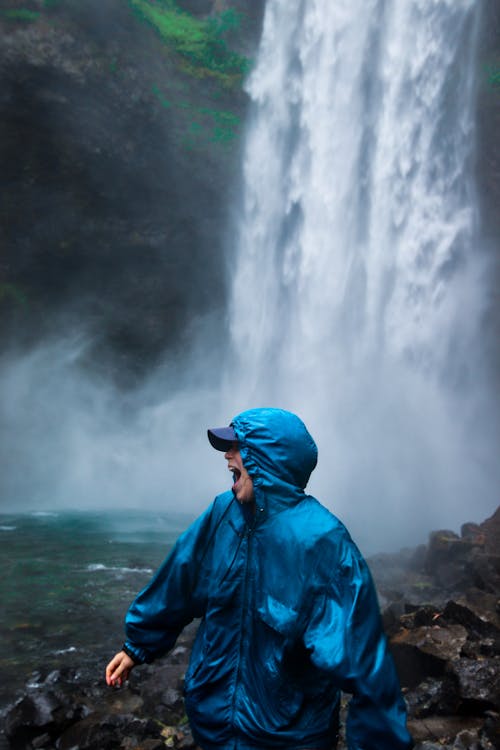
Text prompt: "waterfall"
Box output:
[[225, 0, 497, 551]]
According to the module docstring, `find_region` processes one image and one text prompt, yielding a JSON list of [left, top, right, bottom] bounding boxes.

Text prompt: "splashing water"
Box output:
[[225, 0, 498, 551]]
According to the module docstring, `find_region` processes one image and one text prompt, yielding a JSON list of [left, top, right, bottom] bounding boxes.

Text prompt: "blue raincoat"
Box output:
[[124, 408, 412, 750]]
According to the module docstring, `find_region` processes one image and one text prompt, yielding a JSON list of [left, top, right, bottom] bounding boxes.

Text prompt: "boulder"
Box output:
[[405, 677, 461, 717], [5, 689, 86, 748], [442, 600, 500, 655], [391, 624, 468, 688], [58, 712, 158, 750], [450, 657, 500, 710], [479, 507, 500, 556]]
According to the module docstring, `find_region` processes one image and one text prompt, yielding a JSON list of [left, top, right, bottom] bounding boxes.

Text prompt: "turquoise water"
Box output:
[[0, 510, 193, 709]]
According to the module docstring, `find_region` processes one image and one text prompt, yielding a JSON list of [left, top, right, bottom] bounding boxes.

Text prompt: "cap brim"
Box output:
[[207, 426, 237, 451]]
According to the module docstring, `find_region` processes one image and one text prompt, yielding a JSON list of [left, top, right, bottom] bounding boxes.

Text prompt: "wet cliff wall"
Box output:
[[0, 0, 265, 380]]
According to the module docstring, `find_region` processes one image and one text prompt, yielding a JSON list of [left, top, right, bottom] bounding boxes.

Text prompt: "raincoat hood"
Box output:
[[231, 408, 318, 507]]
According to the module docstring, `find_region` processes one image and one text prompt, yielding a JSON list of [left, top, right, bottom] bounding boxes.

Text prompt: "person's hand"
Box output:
[[105, 650, 135, 687]]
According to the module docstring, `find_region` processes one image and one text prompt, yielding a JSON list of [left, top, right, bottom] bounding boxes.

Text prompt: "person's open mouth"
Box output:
[[230, 467, 241, 491]]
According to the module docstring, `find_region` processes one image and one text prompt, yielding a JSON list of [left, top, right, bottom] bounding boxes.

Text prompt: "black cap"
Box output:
[[207, 425, 237, 451]]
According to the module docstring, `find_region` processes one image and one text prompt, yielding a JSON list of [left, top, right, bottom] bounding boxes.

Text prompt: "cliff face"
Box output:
[[0, 0, 264, 379]]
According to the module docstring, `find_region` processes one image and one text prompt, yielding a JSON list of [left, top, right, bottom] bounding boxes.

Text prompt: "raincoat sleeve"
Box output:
[[303, 539, 412, 750], [123, 501, 218, 664]]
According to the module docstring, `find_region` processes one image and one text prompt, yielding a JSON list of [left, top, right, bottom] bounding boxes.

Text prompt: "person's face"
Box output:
[[224, 443, 254, 503]]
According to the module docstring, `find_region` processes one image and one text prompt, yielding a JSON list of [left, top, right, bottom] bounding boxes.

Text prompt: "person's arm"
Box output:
[[105, 498, 227, 686], [123, 501, 220, 664], [304, 536, 412, 750]]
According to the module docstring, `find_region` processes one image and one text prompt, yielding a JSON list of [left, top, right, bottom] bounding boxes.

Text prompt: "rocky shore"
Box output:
[[3, 507, 499, 750]]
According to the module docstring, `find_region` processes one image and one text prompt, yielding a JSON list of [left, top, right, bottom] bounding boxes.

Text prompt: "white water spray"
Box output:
[[226, 0, 498, 551]]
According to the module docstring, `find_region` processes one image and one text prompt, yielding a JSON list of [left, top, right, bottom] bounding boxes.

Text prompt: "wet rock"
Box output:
[[375, 508, 500, 747], [481, 710, 500, 748], [31, 733, 52, 749], [461, 523, 483, 541], [382, 600, 406, 637], [405, 677, 460, 717], [4, 689, 85, 748], [425, 531, 481, 590], [408, 715, 484, 746], [404, 605, 445, 628], [134, 638, 191, 725], [452, 727, 480, 749], [451, 657, 500, 710], [459, 589, 500, 631], [391, 624, 468, 688], [479, 507, 500, 556], [442, 600, 500, 659], [58, 713, 158, 750]]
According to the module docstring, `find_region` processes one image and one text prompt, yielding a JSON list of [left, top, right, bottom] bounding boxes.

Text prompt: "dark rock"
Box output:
[[374, 508, 500, 747], [481, 710, 500, 748], [413, 606, 446, 628], [425, 531, 477, 590], [408, 715, 484, 746], [411, 544, 428, 572], [451, 657, 500, 710], [405, 677, 460, 718], [141, 741, 167, 750], [4, 690, 77, 748], [451, 727, 481, 749], [463, 550, 500, 595], [58, 712, 158, 750], [391, 638, 447, 689], [461, 523, 483, 541], [459, 589, 500, 631], [135, 662, 187, 724], [391, 624, 468, 688], [442, 600, 500, 653], [479, 507, 500, 556], [382, 600, 407, 637], [31, 733, 52, 749]]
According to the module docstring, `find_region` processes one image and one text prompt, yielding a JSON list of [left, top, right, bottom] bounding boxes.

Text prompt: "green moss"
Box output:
[[129, 0, 250, 88], [1, 8, 41, 22], [487, 65, 500, 88], [152, 84, 241, 148], [411, 581, 433, 590], [0, 283, 28, 307]]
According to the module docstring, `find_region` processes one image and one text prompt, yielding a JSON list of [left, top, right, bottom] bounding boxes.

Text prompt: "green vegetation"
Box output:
[[487, 64, 500, 89], [1, 8, 41, 22], [152, 83, 241, 147], [411, 581, 433, 590], [0, 283, 28, 306], [129, 0, 250, 88]]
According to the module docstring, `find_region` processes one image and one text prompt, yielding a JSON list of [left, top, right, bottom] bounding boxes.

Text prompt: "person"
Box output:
[[106, 407, 412, 750]]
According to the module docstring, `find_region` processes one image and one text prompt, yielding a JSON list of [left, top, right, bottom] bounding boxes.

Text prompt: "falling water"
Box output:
[[225, 0, 498, 551]]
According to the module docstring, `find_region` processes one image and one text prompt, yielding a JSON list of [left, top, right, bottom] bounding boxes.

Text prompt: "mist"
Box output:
[[0, 328, 228, 519]]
